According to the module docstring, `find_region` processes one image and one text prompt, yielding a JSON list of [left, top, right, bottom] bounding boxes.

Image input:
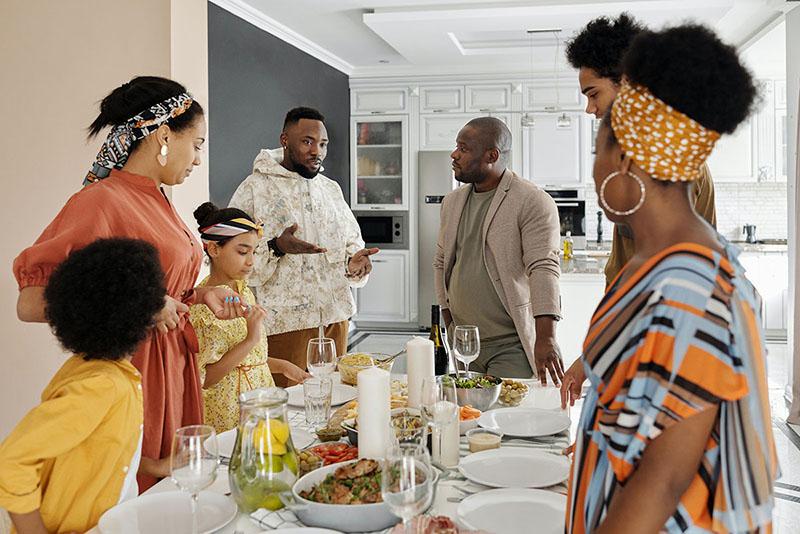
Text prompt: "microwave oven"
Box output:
[[354, 212, 408, 250]]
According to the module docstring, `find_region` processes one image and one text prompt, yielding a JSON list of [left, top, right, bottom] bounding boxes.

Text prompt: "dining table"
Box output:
[[90, 372, 574, 534]]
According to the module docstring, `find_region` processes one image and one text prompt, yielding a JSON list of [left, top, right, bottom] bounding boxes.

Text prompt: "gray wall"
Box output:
[[208, 4, 350, 206]]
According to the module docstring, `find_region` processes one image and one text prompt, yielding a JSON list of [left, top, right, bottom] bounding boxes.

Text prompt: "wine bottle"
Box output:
[[430, 305, 449, 375]]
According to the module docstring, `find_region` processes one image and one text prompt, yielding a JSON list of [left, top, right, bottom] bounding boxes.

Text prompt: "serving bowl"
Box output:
[[337, 353, 393, 386], [449, 372, 501, 411]]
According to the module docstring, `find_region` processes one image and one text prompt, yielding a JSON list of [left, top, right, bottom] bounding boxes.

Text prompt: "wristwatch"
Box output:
[[267, 237, 285, 258]]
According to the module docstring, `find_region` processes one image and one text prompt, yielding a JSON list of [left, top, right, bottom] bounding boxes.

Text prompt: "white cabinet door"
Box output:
[[351, 87, 409, 114], [521, 112, 582, 186], [557, 274, 606, 369], [420, 86, 464, 113], [420, 113, 511, 150], [355, 252, 409, 323], [465, 84, 512, 112], [706, 119, 756, 181], [523, 83, 583, 111], [351, 115, 409, 210], [738, 251, 788, 333]]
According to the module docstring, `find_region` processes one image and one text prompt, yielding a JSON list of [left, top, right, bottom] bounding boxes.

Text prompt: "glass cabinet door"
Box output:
[[353, 117, 407, 209]]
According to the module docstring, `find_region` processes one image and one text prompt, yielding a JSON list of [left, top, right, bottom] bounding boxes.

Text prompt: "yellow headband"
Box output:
[[610, 80, 720, 182]]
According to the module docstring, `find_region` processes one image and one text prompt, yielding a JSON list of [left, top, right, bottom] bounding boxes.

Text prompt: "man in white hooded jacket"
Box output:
[[229, 107, 378, 385]]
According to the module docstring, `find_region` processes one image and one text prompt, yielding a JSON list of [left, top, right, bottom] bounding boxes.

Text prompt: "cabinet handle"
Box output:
[[372, 259, 387, 263], [432, 109, 446, 113], [479, 108, 494, 112], [370, 110, 385, 114]]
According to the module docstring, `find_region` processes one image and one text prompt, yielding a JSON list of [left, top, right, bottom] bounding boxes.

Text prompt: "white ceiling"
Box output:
[[225, 0, 791, 77]]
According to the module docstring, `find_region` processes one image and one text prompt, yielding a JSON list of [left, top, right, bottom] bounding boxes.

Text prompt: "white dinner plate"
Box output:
[[478, 407, 570, 437], [286, 383, 357, 408], [98, 491, 236, 534], [215, 427, 315, 458], [457, 488, 566, 534], [458, 448, 570, 488]]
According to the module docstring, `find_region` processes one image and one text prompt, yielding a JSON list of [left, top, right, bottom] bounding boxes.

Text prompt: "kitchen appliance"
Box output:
[[743, 224, 757, 244], [418, 151, 459, 328], [354, 212, 407, 249], [545, 189, 586, 249]]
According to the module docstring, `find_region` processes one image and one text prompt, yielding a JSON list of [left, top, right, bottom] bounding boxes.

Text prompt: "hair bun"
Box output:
[[193, 202, 218, 227]]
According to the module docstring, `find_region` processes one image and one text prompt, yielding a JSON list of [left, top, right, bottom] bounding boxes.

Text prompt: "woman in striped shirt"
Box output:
[[563, 24, 778, 533]]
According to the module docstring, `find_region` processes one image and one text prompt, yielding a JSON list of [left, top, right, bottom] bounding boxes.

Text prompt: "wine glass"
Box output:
[[170, 425, 219, 534], [420, 376, 458, 464], [381, 442, 434, 534], [307, 337, 336, 377], [452, 325, 480, 372]]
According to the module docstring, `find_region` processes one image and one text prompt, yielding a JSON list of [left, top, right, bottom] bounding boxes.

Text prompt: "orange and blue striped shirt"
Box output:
[[566, 241, 778, 533]]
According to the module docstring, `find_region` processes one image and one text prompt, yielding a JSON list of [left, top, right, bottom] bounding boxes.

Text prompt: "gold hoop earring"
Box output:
[[157, 144, 168, 167], [599, 170, 646, 217]]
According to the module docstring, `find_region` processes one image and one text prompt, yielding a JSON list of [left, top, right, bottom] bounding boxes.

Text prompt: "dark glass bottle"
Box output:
[[430, 305, 449, 375]]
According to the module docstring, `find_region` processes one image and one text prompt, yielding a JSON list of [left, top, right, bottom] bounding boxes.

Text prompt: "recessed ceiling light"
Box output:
[[379, 59, 390, 64]]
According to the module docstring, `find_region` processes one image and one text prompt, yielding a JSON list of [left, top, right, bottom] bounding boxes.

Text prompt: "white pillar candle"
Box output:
[[406, 336, 435, 408], [357, 366, 391, 459]]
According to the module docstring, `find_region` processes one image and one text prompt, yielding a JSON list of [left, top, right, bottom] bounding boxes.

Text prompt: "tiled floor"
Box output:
[[351, 330, 800, 531]]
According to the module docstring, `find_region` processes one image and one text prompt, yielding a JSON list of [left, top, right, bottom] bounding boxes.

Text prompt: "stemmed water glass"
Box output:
[[307, 337, 336, 377], [452, 325, 480, 374], [381, 442, 434, 534], [170, 425, 219, 534], [420, 376, 458, 464]]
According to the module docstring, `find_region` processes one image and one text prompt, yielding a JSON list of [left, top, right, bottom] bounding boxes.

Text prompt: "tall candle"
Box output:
[[406, 337, 435, 408], [357, 366, 391, 459]]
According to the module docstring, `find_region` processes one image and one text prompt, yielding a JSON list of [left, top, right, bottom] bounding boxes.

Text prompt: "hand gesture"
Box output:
[[560, 358, 586, 409], [533, 337, 565, 387], [275, 223, 327, 254], [244, 304, 268, 342], [346, 247, 380, 278], [201, 286, 246, 320], [154, 296, 189, 334]]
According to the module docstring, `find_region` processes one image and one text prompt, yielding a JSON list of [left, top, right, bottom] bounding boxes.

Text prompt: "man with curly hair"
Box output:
[[0, 239, 167, 534], [566, 13, 717, 286]]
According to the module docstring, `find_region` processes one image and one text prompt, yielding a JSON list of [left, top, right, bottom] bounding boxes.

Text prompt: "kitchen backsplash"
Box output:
[[582, 182, 788, 244]]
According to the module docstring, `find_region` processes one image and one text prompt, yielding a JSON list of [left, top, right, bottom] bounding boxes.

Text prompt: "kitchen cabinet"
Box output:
[[521, 112, 582, 186], [419, 113, 511, 151], [523, 82, 583, 111], [706, 118, 756, 181], [465, 84, 512, 112], [351, 115, 409, 210], [738, 250, 788, 334], [351, 87, 409, 115], [354, 251, 409, 323], [420, 86, 464, 113], [557, 274, 606, 369]]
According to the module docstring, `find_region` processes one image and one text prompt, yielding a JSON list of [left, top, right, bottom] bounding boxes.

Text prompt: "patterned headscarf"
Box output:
[[199, 218, 264, 249], [84, 92, 194, 186], [610, 80, 720, 182]]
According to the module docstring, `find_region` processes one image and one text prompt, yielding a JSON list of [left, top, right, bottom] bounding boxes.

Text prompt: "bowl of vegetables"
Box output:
[[446, 372, 502, 411]]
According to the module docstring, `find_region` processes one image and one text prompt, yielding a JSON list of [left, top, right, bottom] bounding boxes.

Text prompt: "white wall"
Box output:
[[0, 0, 209, 438], [786, 6, 800, 420]]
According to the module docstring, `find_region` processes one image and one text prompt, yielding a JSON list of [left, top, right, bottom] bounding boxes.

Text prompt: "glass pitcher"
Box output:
[[229, 388, 298, 512]]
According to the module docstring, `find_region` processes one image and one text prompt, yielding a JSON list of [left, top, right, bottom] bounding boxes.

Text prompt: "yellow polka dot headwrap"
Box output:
[[610, 80, 720, 182]]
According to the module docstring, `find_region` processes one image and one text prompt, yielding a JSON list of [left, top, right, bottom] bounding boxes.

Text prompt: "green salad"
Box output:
[[446, 375, 502, 389]]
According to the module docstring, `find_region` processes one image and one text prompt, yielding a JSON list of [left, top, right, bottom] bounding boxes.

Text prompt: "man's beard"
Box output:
[[286, 146, 321, 179]]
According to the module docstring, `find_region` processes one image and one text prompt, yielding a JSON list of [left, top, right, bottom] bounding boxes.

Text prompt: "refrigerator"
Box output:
[[418, 150, 458, 329]]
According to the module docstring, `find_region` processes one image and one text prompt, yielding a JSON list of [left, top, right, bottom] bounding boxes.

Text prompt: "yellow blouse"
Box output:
[[0, 356, 143, 534], [190, 277, 274, 433]]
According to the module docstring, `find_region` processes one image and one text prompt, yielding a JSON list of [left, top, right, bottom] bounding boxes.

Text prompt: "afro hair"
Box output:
[[622, 24, 757, 134], [566, 13, 646, 83], [44, 238, 166, 361]]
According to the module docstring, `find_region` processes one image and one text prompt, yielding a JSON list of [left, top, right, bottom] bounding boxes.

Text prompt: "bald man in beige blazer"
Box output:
[[434, 117, 564, 384]]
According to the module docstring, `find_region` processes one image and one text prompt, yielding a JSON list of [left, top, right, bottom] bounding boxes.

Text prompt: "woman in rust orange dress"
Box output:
[[13, 76, 244, 491]]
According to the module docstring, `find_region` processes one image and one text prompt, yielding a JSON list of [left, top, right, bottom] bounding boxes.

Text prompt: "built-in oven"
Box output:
[[354, 212, 408, 250], [545, 189, 586, 249]]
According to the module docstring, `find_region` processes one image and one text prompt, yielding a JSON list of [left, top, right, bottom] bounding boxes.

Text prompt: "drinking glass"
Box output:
[[452, 325, 480, 372], [381, 442, 433, 534], [303, 376, 333, 429], [307, 337, 336, 377], [170, 425, 219, 534], [420, 376, 458, 464]]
